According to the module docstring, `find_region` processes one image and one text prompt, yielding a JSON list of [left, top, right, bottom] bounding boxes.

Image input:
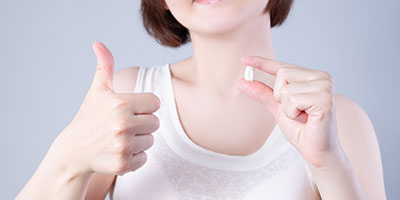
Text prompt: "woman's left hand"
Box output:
[[236, 55, 342, 168]]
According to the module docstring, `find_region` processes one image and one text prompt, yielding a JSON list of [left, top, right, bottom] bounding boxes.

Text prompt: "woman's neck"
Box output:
[[186, 13, 274, 96]]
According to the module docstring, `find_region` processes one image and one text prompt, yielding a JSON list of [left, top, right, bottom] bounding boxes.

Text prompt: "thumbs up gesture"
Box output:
[[50, 42, 161, 177]]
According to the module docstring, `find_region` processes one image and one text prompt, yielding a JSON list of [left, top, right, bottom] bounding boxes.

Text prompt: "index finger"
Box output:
[[118, 92, 161, 114], [241, 56, 295, 76], [132, 93, 161, 114]]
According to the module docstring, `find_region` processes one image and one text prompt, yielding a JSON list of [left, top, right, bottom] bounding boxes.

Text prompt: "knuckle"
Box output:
[[327, 83, 334, 93], [150, 115, 160, 132], [144, 135, 155, 150], [136, 136, 154, 152], [273, 88, 281, 101], [280, 85, 289, 96], [114, 118, 131, 134], [112, 140, 129, 155], [287, 94, 296, 104], [110, 96, 130, 110], [319, 79, 334, 93], [319, 70, 332, 80], [277, 67, 288, 78], [149, 93, 161, 111], [128, 152, 148, 172], [134, 152, 148, 165]]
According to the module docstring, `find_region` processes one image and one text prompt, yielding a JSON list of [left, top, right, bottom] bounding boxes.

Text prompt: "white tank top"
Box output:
[[110, 64, 320, 200]]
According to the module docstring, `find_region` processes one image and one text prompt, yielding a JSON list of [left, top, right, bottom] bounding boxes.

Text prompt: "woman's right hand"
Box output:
[[48, 42, 160, 177]]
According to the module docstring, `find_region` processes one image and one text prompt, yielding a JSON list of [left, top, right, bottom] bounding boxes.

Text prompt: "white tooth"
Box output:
[[244, 66, 254, 81]]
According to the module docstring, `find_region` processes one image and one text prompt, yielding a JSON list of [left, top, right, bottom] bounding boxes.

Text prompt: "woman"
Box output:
[[17, 0, 386, 199]]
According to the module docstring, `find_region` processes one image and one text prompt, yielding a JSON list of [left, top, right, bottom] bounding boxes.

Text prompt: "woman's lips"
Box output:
[[194, 0, 221, 4]]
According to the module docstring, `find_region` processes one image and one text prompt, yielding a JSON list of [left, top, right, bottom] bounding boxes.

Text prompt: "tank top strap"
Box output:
[[134, 64, 170, 94], [134, 63, 175, 140]]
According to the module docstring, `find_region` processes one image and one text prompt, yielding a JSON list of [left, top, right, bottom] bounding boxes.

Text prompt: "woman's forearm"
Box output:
[[16, 142, 94, 200], [307, 146, 367, 200]]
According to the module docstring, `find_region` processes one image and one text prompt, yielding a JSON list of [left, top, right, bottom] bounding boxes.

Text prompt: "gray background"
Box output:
[[0, 0, 398, 199]]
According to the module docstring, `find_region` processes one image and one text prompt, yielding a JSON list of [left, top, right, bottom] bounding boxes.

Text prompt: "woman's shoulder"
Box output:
[[333, 92, 376, 147], [333, 93, 371, 128], [333, 93, 386, 199], [113, 66, 140, 93], [113, 64, 169, 93]]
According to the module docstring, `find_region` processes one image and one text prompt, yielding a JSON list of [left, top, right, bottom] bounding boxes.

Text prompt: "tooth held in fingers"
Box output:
[[244, 66, 254, 81]]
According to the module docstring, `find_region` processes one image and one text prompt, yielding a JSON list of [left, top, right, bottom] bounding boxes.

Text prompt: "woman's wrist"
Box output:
[[306, 142, 347, 170], [43, 147, 93, 183], [16, 137, 94, 200], [305, 145, 367, 200], [46, 127, 94, 180]]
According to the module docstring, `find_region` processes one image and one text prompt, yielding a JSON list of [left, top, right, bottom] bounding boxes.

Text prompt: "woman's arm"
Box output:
[[18, 161, 118, 200], [16, 134, 95, 200], [306, 142, 367, 200], [85, 173, 116, 200], [236, 56, 386, 200], [16, 42, 156, 200], [307, 94, 386, 200]]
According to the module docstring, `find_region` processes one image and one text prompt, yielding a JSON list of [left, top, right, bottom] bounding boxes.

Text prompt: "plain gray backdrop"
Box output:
[[1, 0, 399, 199]]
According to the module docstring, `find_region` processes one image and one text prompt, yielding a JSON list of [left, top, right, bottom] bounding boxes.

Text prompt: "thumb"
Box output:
[[90, 41, 115, 92], [236, 78, 280, 117]]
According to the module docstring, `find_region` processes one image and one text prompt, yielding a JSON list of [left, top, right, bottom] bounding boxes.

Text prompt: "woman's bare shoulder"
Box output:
[[333, 93, 386, 199], [113, 66, 140, 93], [333, 93, 375, 133]]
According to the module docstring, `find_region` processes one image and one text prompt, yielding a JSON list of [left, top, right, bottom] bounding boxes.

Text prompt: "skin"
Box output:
[[16, 42, 161, 199], [17, 0, 387, 199]]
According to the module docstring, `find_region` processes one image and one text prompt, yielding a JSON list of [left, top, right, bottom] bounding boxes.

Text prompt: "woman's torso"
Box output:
[[109, 63, 321, 200]]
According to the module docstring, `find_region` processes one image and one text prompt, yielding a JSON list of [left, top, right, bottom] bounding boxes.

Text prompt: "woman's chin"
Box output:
[[187, 16, 245, 36], [189, 24, 239, 37]]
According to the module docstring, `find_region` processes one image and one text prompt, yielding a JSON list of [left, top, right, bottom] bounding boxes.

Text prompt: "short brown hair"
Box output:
[[140, 0, 294, 48]]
